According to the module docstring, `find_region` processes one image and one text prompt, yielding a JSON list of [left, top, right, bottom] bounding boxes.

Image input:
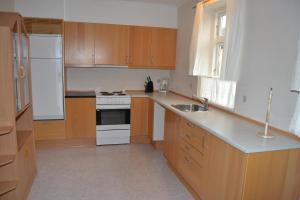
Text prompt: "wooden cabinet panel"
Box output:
[[33, 120, 66, 140], [66, 98, 96, 138], [64, 22, 95, 66], [243, 149, 300, 200], [129, 26, 152, 67], [129, 26, 177, 69], [130, 98, 153, 144], [16, 133, 37, 200], [178, 148, 203, 198], [95, 24, 129, 65], [164, 109, 181, 168], [151, 28, 176, 69], [204, 134, 248, 200]]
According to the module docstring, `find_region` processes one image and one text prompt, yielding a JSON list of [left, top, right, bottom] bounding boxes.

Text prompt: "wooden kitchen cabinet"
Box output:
[[64, 21, 177, 69], [129, 26, 152, 67], [164, 109, 181, 168], [129, 26, 177, 69], [150, 27, 177, 69], [164, 109, 300, 200], [130, 97, 153, 143], [95, 24, 129, 65], [64, 22, 95, 66], [66, 98, 96, 138]]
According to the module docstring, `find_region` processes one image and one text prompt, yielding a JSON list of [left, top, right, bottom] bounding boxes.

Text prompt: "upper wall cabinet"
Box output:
[[129, 26, 152, 67], [129, 26, 177, 69], [150, 28, 177, 69], [95, 24, 129, 65], [64, 22, 95, 66], [64, 22, 177, 69]]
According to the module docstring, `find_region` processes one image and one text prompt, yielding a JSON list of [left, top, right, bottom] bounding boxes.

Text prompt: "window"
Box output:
[[212, 12, 226, 78], [190, 1, 237, 109]]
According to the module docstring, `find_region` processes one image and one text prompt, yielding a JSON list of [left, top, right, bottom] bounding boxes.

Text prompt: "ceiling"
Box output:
[[112, 0, 192, 7]]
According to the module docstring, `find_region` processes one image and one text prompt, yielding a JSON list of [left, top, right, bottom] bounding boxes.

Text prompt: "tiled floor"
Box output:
[[28, 144, 193, 200]]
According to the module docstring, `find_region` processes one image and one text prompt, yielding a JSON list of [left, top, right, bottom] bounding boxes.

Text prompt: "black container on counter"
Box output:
[[145, 76, 154, 93]]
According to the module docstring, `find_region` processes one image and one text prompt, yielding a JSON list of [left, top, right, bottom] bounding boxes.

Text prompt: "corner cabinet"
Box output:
[[64, 21, 177, 69], [164, 109, 300, 200], [0, 12, 37, 200]]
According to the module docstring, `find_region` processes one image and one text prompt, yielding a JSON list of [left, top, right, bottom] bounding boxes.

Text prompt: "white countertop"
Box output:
[[128, 91, 300, 154]]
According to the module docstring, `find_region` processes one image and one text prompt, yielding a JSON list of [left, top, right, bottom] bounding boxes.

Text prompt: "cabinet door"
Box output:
[[204, 134, 247, 200], [164, 109, 180, 168], [64, 22, 95, 66], [130, 97, 152, 143], [66, 98, 96, 138], [151, 28, 177, 69], [95, 24, 129, 65], [129, 26, 152, 68]]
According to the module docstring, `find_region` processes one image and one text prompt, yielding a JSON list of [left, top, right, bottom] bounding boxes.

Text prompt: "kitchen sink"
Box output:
[[171, 104, 208, 112]]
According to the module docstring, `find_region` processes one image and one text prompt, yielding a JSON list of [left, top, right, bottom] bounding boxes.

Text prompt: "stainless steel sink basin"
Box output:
[[171, 104, 208, 112]]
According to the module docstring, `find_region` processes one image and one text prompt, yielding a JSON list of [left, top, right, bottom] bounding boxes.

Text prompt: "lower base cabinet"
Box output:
[[130, 97, 153, 143], [66, 98, 96, 138], [164, 109, 300, 200], [16, 133, 37, 199]]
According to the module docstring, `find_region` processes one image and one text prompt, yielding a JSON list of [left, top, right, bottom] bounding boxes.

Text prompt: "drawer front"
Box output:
[[180, 126, 205, 153], [180, 118, 210, 153], [178, 149, 203, 198], [179, 138, 204, 167]]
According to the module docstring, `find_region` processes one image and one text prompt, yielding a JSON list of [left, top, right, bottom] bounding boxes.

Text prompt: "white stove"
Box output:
[[95, 90, 131, 145]]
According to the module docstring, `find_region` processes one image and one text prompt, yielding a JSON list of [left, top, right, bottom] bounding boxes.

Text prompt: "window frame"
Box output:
[[211, 9, 226, 78]]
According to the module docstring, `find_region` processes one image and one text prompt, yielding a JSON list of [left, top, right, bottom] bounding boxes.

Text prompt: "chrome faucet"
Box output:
[[202, 97, 209, 110]]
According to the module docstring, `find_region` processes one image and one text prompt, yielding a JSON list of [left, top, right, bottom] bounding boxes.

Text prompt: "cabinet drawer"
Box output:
[[179, 138, 204, 167], [178, 149, 203, 198], [180, 119, 208, 153]]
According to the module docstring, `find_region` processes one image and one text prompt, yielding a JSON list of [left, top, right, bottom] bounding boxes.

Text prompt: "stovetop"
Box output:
[[96, 90, 130, 98]]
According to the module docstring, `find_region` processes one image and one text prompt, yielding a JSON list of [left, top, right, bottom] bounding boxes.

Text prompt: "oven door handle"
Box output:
[[96, 104, 131, 109]]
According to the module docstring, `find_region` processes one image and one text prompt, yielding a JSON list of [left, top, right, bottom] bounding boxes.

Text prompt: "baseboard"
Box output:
[[130, 135, 151, 144], [36, 138, 96, 149]]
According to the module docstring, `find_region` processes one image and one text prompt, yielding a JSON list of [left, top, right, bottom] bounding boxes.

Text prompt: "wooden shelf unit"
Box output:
[[0, 181, 17, 196], [0, 12, 37, 200]]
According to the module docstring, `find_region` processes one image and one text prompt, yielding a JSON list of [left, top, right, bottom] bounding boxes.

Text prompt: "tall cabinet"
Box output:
[[0, 12, 37, 200]]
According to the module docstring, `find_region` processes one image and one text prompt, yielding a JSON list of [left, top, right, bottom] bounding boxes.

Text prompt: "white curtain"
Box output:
[[289, 35, 300, 137], [221, 0, 246, 81], [189, 2, 211, 76], [199, 77, 236, 109], [189, 0, 246, 81]]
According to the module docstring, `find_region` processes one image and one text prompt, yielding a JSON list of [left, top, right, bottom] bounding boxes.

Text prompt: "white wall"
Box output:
[[15, 0, 177, 28], [66, 68, 170, 91], [170, 0, 300, 131], [15, 0, 64, 18], [169, 0, 198, 97], [0, 0, 15, 12], [65, 0, 177, 28]]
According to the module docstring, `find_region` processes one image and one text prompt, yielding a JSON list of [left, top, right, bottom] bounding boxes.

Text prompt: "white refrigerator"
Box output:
[[30, 34, 64, 120]]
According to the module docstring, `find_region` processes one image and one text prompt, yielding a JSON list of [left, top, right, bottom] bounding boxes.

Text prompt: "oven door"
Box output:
[[96, 104, 130, 131]]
